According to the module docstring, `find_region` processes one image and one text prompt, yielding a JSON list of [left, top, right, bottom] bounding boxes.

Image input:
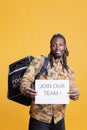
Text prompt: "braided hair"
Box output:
[[48, 33, 69, 71]]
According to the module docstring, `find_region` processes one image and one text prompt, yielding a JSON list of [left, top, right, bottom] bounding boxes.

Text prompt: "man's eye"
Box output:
[[59, 43, 63, 46], [52, 44, 56, 47]]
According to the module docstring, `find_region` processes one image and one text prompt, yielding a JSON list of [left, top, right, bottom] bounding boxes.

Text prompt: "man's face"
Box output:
[[50, 37, 66, 58]]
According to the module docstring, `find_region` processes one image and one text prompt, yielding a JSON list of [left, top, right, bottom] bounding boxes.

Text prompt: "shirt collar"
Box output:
[[52, 57, 63, 64]]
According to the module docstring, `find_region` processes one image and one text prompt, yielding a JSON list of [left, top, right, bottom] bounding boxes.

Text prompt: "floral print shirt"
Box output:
[[20, 56, 78, 124]]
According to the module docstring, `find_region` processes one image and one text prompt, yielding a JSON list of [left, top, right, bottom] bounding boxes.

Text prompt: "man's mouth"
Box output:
[[55, 51, 61, 55]]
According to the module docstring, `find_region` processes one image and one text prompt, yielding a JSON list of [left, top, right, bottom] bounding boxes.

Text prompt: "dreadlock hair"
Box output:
[[48, 33, 69, 71]]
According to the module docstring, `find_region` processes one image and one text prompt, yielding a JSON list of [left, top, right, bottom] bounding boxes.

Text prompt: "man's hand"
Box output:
[[24, 87, 37, 98], [69, 89, 80, 101]]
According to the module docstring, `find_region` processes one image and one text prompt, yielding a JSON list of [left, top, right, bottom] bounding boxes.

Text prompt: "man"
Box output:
[[20, 33, 79, 130]]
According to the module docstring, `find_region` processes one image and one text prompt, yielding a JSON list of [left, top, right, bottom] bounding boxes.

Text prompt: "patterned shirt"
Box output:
[[20, 56, 78, 124]]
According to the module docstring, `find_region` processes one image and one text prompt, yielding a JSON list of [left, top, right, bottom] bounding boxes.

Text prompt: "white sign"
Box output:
[[35, 80, 69, 104]]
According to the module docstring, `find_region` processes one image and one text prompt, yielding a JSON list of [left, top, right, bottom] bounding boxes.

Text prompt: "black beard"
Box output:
[[51, 52, 62, 59]]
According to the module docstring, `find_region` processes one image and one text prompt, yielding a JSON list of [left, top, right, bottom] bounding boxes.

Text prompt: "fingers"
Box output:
[[24, 88, 37, 98], [70, 95, 79, 101], [68, 90, 80, 101]]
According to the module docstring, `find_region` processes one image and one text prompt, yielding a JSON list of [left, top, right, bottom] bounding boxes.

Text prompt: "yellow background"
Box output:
[[0, 0, 87, 130]]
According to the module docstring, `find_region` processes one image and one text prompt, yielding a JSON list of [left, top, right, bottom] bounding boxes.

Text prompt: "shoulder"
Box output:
[[67, 66, 76, 79], [34, 55, 45, 62], [30, 55, 46, 66], [68, 67, 75, 74]]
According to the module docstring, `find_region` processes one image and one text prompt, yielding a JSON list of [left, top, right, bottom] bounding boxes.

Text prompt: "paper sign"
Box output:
[[35, 80, 69, 104]]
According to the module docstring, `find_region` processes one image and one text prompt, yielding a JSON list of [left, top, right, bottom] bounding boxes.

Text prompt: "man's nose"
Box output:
[[56, 44, 59, 50]]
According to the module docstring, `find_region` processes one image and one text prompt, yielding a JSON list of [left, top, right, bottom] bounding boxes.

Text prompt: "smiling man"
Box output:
[[20, 33, 80, 130]]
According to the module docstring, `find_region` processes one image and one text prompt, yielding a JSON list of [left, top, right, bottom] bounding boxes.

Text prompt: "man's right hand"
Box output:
[[24, 87, 37, 98]]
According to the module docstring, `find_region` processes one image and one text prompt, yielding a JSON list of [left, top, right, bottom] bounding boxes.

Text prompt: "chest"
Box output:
[[41, 62, 69, 80]]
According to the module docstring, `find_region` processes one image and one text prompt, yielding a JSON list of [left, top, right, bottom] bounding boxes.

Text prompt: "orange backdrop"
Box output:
[[0, 0, 87, 130]]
